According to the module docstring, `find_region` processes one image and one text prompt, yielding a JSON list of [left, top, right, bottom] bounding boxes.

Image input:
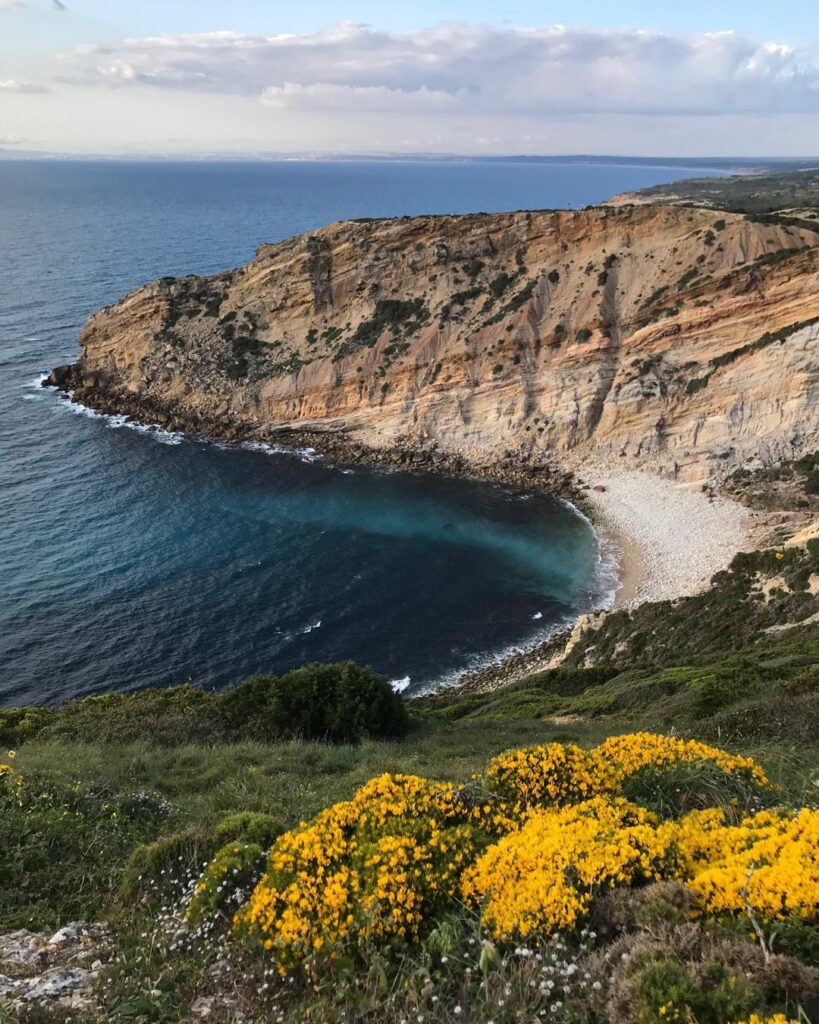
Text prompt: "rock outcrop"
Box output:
[[57, 204, 819, 483]]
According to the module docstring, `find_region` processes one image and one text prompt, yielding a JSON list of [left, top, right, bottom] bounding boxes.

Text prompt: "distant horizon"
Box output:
[[2, 151, 818, 168]]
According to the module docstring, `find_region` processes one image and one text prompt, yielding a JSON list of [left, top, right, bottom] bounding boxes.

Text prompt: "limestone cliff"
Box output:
[[62, 204, 819, 482]]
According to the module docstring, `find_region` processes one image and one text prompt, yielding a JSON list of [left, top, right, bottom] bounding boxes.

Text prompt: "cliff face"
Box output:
[[70, 204, 819, 482]]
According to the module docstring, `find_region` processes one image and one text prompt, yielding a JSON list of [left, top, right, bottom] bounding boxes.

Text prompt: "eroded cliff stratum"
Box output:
[[63, 204, 819, 482]]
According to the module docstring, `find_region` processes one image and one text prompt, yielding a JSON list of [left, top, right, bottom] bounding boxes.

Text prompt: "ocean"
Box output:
[[0, 158, 722, 703]]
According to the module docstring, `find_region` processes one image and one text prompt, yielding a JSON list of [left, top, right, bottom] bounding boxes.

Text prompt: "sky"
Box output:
[[2, 0, 819, 157]]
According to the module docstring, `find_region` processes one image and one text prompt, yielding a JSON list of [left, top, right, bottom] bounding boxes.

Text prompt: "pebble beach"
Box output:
[[585, 470, 752, 607]]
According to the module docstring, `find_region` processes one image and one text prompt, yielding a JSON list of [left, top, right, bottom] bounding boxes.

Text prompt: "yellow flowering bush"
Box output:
[[674, 807, 819, 921], [461, 797, 676, 938], [597, 733, 769, 787], [214, 735, 812, 971], [485, 742, 617, 809], [234, 773, 492, 972]]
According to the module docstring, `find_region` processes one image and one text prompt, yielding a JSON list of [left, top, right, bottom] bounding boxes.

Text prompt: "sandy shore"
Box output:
[[584, 470, 752, 607]]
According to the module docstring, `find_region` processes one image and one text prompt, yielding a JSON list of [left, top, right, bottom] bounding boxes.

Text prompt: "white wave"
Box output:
[[390, 676, 411, 694], [589, 524, 622, 611], [558, 495, 620, 611], [413, 611, 578, 697], [45, 387, 184, 445], [532, 611, 543, 620], [241, 440, 322, 464], [302, 620, 322, 634]]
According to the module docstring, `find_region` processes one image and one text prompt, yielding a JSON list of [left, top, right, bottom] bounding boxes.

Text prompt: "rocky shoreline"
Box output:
[[45, 366, 585, 502]]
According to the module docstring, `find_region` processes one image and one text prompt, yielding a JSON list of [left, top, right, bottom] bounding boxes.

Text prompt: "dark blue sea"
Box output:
[[0, 159, 721, 704]]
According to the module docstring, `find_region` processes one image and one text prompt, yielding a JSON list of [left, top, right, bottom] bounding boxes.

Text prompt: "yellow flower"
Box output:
[[462, 797, 675, 938], [597, 733, 768, 786], [212, 733, 809, 975]]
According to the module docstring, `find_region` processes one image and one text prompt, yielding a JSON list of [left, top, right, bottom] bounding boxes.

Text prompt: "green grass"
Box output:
[[3, 534, 819, 1021]]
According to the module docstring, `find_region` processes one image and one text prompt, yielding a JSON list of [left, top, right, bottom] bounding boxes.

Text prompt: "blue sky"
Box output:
[[14, 0, 817, 40], [2, 1, 819, 156]]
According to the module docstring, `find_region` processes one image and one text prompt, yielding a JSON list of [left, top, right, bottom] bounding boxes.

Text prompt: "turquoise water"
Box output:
[[0, 158, 720, 702]]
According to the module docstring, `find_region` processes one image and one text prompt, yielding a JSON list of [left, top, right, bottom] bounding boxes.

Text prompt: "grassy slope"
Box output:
[[3, 530, 819, 928], [2, 460, 819, 1021]]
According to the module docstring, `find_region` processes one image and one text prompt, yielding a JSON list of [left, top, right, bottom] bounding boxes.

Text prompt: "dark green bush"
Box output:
[[0, 662, 408, 749], [0, 706, 56, 746], [213, 811, 284, 848], [631, 956, 760, 1024], [688, 670, 756, 719], [121, 827, 216, 902], [221, 661, 409, 744]]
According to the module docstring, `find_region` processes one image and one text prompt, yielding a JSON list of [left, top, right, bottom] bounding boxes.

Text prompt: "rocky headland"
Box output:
[[47, 197, 819, 688], [50, 203, 819, 484]]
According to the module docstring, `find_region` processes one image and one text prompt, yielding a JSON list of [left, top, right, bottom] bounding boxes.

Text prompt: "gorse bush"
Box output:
[[462, 797, 675, 937], [208, 734, 817, 980], [234, 772, 494, 973]]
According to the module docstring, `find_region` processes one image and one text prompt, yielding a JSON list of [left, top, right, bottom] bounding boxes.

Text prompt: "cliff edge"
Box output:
[[56, 203, 819, 483]]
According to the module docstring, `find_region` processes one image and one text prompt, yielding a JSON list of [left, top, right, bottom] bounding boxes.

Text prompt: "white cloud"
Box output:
[[54, 23, 819, 117], [260, 82, 463, 112], [0, 79, 48, 93], [0, 133, 29, 144], [0, 0, 25, 9]]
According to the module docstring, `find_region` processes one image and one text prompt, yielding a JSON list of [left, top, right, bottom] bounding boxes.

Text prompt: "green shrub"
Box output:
[[688, 671, 754, 719], [631, 956, 760, 1024], [213, 811, 284, 848], [188, 841, 266, 927], [489, 272, 514, 299], [777, 664, 819, 695], [120, 827, 216, 902], [619, 760, 771, 819], [0, 706, 56, 746], [221, 661, 409, 744], [335, 299, 429, 359]]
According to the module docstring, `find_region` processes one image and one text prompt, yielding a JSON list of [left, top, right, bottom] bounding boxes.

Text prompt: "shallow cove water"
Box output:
[[0, 159, 724, 703]]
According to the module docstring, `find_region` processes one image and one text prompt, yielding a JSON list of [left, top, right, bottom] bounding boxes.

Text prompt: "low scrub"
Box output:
[[0, 661, 408, 748]]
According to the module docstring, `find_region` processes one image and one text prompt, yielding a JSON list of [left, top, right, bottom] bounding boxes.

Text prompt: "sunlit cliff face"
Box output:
[[75, 204, 819, 482]]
